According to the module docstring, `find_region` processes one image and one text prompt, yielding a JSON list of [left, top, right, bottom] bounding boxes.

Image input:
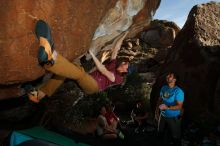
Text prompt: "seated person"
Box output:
[[130, 100, 149, 133], [96, 106, 124, 139], [105, 103, 120, 130], [96, 106, 118, 139]]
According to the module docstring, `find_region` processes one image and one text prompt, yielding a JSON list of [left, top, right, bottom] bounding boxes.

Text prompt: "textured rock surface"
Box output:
[[140, 20, 180, 48], [96, 20, 179, 78], [151, 2, 220, 118], [0, 0, 118, 85], [88, 0, 161, 58], [0, 0, 160, 99], [139, 20, 180, 65]]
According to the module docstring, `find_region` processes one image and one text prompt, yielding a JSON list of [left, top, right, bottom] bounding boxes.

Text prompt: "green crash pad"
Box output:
[[13, 127, 90, 146]]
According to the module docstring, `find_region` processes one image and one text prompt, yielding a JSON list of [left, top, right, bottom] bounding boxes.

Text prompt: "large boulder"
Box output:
[[0, 0, 161, 100], [150, 2, 220, 119], [137, 20, 180, 68], [140, 19, 180, 48], [0, 0, 117, 85]]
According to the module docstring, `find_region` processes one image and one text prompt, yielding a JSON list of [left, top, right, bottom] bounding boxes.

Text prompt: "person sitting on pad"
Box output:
[[24, 20, 129, 103], [96, 105, 124, 140]]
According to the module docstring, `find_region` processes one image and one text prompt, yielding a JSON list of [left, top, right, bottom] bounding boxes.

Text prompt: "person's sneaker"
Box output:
[[118, 131, 125, 139]]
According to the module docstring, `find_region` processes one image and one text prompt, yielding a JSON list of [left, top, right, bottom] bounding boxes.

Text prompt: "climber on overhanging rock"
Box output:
[[23, 20, 130, 103]]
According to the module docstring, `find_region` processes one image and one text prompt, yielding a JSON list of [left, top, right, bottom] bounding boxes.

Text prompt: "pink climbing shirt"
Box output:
[[89, 59, 124, 91]]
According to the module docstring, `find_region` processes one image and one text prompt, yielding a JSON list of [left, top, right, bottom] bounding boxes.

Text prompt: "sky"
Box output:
[[153, 0, 219, 28]]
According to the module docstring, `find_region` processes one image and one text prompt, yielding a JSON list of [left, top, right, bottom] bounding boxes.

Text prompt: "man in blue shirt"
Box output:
[[156, 72, 184, 145]]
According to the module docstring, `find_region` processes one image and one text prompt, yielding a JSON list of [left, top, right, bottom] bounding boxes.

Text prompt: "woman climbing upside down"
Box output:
[[26, 20, 129, 103]]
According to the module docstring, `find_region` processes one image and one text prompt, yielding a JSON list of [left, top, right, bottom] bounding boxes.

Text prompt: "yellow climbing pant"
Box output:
[[39, 53, 99, 96]]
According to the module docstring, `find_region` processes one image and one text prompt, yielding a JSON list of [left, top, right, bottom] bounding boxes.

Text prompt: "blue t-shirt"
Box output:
[[160, 85, 184, 117]]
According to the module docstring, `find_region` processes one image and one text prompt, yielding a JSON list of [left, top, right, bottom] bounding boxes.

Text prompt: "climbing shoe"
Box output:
[[28, 90, 40, 103], [35, 20, 55, 66], [22, 84, 41, 103]]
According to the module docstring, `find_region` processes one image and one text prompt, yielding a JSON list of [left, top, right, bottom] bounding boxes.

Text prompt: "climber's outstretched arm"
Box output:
[[89, 50, 115, 82]]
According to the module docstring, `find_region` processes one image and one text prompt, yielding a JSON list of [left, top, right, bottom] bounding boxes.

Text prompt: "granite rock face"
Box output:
[[0, 0, 116, 85], [140, 20, 180, 65], [89, 0, 160, 56], [140, 20, 180, 48], [151, 2, 220, 118], [0, 0, 160, 99]]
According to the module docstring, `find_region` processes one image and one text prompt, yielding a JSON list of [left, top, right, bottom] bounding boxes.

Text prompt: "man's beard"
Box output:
[[167, 79, 175, 84]]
